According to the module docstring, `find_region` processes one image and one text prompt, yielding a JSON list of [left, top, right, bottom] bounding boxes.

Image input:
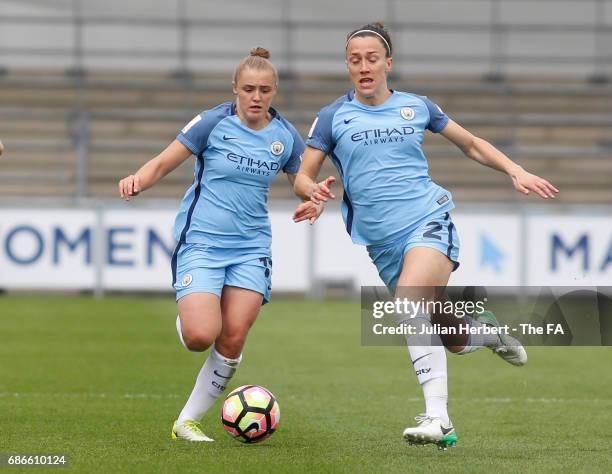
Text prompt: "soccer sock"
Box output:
[[407, 344, 450, 425], [402, 311, 450, 425], [422, 377, 449, 425], [175, 315, 189, 350], [455, 315, 501, 354], [177, 346, 242, 424]]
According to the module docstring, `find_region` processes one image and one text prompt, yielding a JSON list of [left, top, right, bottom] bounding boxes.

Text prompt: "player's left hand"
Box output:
[[292, 201, 324, 225], [510, 167, 559, 199], [309, 176, 336, 204]]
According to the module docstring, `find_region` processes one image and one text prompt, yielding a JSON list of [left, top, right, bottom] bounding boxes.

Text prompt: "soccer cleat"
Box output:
[[171, 420, 214, 442], [403, 415, 458, 450], [477, 310, 528, 366]]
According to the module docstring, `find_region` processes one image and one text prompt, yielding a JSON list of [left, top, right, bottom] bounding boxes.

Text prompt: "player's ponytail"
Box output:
[[233, 47, 278, 85]]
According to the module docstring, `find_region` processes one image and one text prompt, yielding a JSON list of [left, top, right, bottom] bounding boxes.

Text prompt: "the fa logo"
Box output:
[[270, 141, 284, 155], [400, 107, 415, 120], [181, 114, 202, 133], [181, 273, 193, 287]]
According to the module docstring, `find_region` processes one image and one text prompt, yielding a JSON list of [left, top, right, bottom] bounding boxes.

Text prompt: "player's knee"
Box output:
[[183, 329, 216, 352], [215, 332, 247, 359]]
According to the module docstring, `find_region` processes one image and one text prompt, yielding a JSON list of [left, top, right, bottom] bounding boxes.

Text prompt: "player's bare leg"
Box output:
[[172, 289, 261, 442], [438, 288, 527, 366], [395, 247, 457, 449], [173, 292, 223, 441], [215, 286, 264, 359], [177, 292, 222, 352]]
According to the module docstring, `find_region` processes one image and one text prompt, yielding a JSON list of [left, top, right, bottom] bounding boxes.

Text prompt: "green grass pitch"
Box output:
[[1, 296, 611, 473]]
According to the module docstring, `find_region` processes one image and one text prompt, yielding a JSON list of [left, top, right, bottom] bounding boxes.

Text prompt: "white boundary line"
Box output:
[[0, 393, 610, 404], [0, 392, 180, 399]]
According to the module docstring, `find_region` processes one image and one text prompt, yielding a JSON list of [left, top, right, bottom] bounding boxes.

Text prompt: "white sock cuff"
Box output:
[[396, 308, 431, 325], [413, 308, 431, 319], [469, 332, 485, 347], [408, 343, 447, 385], [211, 346, 242, 366]]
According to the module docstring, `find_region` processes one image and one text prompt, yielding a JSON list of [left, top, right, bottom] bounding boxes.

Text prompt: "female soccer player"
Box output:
[[119, 48, 321, 442], [293, 22, 558, 448]]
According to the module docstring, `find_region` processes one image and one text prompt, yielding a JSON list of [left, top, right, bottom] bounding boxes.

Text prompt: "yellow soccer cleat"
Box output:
[[171, 420, 214, 442]]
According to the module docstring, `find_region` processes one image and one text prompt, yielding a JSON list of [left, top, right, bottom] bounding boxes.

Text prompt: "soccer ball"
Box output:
[[221, 385, 280, 443]]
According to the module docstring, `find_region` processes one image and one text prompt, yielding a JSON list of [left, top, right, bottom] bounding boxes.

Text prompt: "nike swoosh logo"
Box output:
[[223, 135, 238, 140], [441, 425, 454, 435], [343, 117, 357, 124], [213, 369, 232, 379], [411, 353, 432, 364]]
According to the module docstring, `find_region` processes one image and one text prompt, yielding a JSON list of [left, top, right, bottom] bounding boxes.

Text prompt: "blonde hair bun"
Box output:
[[250, 47, 271, 59]]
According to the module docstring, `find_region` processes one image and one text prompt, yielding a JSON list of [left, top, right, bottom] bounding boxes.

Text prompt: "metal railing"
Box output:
[[2, 106, 611, 199], [0, 0, 610, 79], [1, 0, 612, 200]]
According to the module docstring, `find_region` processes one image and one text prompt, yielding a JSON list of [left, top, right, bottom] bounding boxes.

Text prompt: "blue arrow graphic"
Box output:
[[480, 233, 505, 274]]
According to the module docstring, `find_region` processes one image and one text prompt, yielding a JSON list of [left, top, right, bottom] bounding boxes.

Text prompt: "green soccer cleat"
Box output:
[[171, 420, 214, 442], [403, 415, 458, 450], [477, 310, 528, 366]]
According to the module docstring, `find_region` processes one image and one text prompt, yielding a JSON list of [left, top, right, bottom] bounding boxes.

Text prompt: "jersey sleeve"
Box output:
[[305, 106, 334, 154], [420, 96, 449, 133], [282, 121, 305, 174], [176, 105, 229, 155]]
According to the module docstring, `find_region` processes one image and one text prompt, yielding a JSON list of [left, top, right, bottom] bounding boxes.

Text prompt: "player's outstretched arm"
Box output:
[[441, 119, 559, 199], [293, 146, 336, 204], [118, 139, 192, 201], [0, 139, 4, 156]]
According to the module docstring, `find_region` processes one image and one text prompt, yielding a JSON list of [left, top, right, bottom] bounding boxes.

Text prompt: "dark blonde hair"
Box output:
[[346, 22, 393, 57], [233, 47, 278, 85]]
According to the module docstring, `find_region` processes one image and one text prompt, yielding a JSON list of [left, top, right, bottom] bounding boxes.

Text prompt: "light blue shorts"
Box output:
[[171, 244, 272, 304], [366, 212, 460, 294]]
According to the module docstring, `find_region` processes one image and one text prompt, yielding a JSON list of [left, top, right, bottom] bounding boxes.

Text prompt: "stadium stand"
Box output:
[[1, 70, 610, 203]]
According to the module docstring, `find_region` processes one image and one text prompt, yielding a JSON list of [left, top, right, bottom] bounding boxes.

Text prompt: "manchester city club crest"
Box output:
[[181, 273, 193, 287], [270, 141, 284, 155], [400, 107, 415, 120]]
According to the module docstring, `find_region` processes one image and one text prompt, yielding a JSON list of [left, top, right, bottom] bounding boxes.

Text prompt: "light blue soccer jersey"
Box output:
[[306, 90, 454, 246], [174, 102, 303, 248]]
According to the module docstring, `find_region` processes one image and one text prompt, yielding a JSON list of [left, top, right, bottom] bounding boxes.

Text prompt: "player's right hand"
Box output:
[[118, 174, 141, 201], [309, 176, 336, 205], [293, 200, 324, 225]]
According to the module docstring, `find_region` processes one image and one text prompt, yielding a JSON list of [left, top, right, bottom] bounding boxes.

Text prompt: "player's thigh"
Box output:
[[177, 292, 223, 346], [216, 286, 263, 357], [396, 246, 454, 298], [173, 244, 227, 344]]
